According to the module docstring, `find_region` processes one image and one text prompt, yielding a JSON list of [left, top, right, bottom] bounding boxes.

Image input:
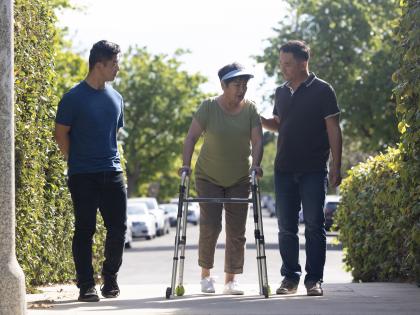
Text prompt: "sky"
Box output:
[[57, 0, 288, 114]]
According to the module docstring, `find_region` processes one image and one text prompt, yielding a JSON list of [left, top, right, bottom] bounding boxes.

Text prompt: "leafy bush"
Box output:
[[14, 0, 105, 290], [336, 0, 419, 283], [336, 148, 419, 282]]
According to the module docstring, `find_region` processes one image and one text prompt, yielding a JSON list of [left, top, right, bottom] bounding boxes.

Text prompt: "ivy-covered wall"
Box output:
[[337, 0, 419, 283], [14, 0, 105, 290]]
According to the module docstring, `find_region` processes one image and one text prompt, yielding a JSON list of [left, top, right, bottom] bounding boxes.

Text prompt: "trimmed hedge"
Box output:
[[336, 148, 419, 282], [14, 0, 105, 290], [336, 0, 420, 283]]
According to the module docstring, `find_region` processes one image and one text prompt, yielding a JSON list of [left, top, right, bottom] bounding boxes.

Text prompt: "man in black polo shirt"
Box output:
[[261, 40, 342, 296]]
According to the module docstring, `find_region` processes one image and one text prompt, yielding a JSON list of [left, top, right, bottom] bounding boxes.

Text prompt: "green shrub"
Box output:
[[336, 147, 419, 282], [14, 0, 105, 290]]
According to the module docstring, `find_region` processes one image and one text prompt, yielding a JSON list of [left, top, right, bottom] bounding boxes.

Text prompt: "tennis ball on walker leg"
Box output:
[[176, 285, 185, 296]]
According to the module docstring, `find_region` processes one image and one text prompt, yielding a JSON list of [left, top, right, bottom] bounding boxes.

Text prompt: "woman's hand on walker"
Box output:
[[250, 165, 263, 178], [178, 165, 192, 176]]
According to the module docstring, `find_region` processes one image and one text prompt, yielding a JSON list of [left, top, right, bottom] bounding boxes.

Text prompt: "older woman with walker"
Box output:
[[180, 62, 263, 295]]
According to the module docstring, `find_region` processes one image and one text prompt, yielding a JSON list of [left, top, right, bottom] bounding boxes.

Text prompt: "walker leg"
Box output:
[[251, 172, 270, 298], [166, 173, 189, 299]]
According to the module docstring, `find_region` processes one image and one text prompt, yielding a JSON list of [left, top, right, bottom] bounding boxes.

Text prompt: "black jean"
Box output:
[[68, 171, 127, 288], [274, 171, 328, 284]]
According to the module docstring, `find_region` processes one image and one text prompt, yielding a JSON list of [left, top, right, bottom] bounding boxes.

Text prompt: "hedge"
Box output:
[[336, 0, 419, 283], [14, 0, 105, 291], [336, 148, 419, 282]]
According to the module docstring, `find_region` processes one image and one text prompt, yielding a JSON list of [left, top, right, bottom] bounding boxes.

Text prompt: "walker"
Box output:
[[165, 170, 270, 299]]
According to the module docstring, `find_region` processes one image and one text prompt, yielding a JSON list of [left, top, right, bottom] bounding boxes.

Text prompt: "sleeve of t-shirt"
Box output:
[[55, 94, 73, 126], [249, 101, 262, 129], [272, 87, 280, 117], [322, 85, 340, 119], [118, 99, 124, 129], [193, 100, 209, 130]]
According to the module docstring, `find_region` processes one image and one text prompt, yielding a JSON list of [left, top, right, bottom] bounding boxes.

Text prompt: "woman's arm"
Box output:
[[180, 118, 203, 175], [250, 124, 264, 177]]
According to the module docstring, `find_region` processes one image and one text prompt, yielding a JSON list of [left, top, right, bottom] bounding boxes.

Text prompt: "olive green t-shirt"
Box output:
[[194, 97, 261, 187]]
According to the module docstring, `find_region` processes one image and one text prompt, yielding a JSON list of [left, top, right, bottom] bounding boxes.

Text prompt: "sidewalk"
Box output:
[[27, 282, 420, 315]]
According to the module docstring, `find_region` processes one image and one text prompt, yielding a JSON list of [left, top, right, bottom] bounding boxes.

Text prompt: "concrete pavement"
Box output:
[[27, 282, 420, 315], [26, 210, 420, 314]]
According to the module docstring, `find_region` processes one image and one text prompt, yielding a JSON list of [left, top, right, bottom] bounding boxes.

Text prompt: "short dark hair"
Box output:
[[280, 40, 310, 61], [218, 62, 251, 85], [88, 40, 121, 70]]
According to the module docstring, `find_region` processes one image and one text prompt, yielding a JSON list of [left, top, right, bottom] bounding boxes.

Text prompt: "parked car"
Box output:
[[187, 203, 200, 225], [127, 201, 157, 240], [159, 203, 179, 227], [130, 197, 170, 236], [324, 195, 341, 231], [298, 195, 341, 228], [266, 198, 276, 218], [261, 194, 273, 209], [170, 198, 200, 225], [125, 218, 133, 248]]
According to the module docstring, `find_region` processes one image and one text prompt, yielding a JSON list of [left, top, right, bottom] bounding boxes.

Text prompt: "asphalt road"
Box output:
[[118, 207, 352, 289]]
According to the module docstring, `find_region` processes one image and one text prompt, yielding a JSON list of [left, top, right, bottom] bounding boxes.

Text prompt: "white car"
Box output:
[[125, 219, 133, 248], [130, 197, 170, 236], [187, 203, 200, 225], [127, 201, 157, 240], [170, 198, 200, 225], [159, 203, 178, 227]]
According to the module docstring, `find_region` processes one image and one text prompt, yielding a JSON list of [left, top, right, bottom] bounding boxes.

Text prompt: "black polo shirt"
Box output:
[[273, 73, 340, 172]]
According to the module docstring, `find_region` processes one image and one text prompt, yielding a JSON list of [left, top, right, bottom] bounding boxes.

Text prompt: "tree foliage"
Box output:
[[53, 33, 88, 97], [392, 0, 420, 282], [256, 0, 401, 152], [115, 47, 208, 200], [336, 0, 419, 283]]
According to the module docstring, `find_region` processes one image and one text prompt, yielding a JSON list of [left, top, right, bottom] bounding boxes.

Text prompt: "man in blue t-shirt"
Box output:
[[261, 40, 342, 297], [55, 40, 126, 302]]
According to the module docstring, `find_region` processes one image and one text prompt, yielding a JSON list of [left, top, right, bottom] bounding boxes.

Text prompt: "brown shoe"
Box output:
[[305, 281, 323, 296], [276, 278, 298, 295]]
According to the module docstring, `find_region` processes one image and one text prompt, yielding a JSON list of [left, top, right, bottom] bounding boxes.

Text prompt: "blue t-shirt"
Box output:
[[55, 80, 124, 176]]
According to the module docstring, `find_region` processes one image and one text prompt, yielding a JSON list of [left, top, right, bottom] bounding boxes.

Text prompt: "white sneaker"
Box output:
[[200, 277, 216, 293], [223, 280, 244, 295]]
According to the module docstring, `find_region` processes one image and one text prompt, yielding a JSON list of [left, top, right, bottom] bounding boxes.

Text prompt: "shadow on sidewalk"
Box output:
[[29, 283, 420, 315]]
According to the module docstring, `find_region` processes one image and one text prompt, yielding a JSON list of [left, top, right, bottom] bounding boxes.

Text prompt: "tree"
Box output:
[[256, 0, 401, 153], [116, 47, 208, 199], [53, 32, 88, 97]]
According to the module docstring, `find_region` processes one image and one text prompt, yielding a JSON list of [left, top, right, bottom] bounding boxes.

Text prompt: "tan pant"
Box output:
[[195, 177, 250, 274]]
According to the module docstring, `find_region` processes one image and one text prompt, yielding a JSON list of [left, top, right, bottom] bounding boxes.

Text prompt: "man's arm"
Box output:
[[54, 123, 71, 160], [250, 124, 264, 177], [261, 115, 280, 132], [325, 114, 342, 187]]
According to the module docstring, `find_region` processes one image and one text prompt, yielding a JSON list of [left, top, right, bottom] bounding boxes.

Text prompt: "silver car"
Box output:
[[127, 201, 157, 240], [131, 197, 170, 236]]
